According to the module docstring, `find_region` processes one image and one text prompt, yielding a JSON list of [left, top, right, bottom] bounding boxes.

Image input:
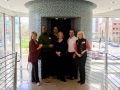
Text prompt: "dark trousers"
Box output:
[[67, 52, 77, 78], [76, 56, 86, 83], [49, 51, 57, 76], [41, 52, 50, 79], [56, 56, 66, 80], [31, 62, 39, 83]]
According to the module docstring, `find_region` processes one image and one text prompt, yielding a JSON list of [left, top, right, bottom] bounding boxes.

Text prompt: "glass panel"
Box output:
[[21, 17, 29, 55], [5, 15, 12, 51], [89, 18, 106, 89], [15, 17, 20, 58], [0, 13, 4, 52], [108, 18, 120, 56], [20, 17, 29, 80], [107, 18, 120, 90]]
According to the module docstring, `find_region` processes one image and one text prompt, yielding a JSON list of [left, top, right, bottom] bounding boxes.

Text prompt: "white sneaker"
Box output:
[[37, 82, 40, 86]]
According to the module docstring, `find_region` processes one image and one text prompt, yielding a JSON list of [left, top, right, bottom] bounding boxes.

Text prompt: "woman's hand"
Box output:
[[56, 51, 61, 56], [37, 44, 43, 50], [39, 44, 43, 48], [77, 53, 82, 57], [81, 50, 87, 55], [73, 54, 76, 59]]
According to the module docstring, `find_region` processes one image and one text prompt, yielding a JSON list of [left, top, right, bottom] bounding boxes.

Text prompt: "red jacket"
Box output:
[[28, 39, 40, 62]]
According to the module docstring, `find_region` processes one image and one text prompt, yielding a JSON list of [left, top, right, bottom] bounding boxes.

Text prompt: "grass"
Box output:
[[22, 37, 29, 48]]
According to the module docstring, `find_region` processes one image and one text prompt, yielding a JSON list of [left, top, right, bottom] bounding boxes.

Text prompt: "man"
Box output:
[[50, 26, 59, 77], [67, 29, 78, 80], [51, 26, 59, 44], [38, 25, 54, 83]]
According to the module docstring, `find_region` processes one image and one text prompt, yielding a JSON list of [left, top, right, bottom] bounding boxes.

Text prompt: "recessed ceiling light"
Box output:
[[94, 12, 97, 14], [111, 1, 117, 3], [55, 18, 58, 20], [8, 6, 12, 7], [5, 0, 10, 1], [64, 18, 66, 20], [109, 8, 113, 9]]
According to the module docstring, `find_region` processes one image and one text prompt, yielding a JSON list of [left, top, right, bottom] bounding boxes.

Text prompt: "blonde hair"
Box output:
[[58, 31, 64, 38], [30, 31, 37, 40], [77, 31, 85, 38]]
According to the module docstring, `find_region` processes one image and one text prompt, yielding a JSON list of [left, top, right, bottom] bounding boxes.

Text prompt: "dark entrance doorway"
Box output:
[[50, 18, 71, 40]]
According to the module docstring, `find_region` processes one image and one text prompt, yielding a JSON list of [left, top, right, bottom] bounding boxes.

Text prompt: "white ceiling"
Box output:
[[0, 0, 120, 15]]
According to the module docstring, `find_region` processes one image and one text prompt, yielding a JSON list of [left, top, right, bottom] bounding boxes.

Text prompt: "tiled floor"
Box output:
[[16, 55, 96, 90], [17, 79, 94, 90]]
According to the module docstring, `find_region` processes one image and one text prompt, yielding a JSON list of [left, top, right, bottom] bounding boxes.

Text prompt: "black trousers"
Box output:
[[41, 52, 50, 79], [56, 56, 66, 80], [31, 62, 39, 83], [67, 52, 77, 78], [49, 51, 57, 76], [76, 56, 87, 83]]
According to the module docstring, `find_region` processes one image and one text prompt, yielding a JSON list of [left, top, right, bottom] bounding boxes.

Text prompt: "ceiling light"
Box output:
[[111, 1, 117, 3], [5, 0, 10, 1], [109, 8, 113, 9], [64, 18, 66, 20], [8, 6, 12, 7], [55, 18, 58, 20]]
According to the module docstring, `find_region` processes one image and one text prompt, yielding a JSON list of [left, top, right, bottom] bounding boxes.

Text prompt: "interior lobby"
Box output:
[[0, 0, 120, 90]]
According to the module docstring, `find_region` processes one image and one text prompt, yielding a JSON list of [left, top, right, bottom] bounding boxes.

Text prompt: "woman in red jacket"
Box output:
[[28, 31, 42, 86]]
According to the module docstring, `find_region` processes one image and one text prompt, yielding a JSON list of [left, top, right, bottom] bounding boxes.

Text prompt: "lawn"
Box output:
[[22, 37, 29, 48]]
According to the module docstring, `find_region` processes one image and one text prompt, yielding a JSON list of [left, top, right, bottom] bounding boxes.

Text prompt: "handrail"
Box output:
[[108, 53, 120, 60], [85, 50, 120, 90], [0, 51, 17, 90]]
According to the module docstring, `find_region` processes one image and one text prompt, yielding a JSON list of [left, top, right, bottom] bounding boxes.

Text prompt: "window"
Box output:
[[5, 15, 12, 51], [116, 32, 118, 34], [113, 28, 115, 30], [113, 23, 117, 25], [15, 17, 20, 55], [113, 32, 115, 34], [0, 13, 4, 51]]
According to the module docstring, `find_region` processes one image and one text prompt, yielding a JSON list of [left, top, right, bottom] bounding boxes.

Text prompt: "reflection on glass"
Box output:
[[92, 18, 106, 52], [21, 17, 29, 55], [21, 17, 29, 69], [108, 18, 120, 57], [15, 17, 20, 59], [5, 15, 12, 51], [89, 18, 106, 89], [0, 13, 4, 52], [107, 18, 120, 90]]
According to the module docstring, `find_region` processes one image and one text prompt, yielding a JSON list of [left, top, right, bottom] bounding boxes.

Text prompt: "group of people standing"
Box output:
[[28, 25, 91, 86]]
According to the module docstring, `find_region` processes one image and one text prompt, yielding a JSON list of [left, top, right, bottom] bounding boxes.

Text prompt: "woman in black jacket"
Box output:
[[55, 31, 67, 82], [74, 31, 91, 84]]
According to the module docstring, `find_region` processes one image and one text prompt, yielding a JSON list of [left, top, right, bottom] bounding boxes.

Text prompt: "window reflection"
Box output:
[[15, 17, 20, 57], [5, 15, 12, 51], [0, 13, 4, 52]]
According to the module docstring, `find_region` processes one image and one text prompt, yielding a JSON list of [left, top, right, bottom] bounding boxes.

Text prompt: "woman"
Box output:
[[74, 31, 91, 84], [28, 31, 42, 86], [55, 32, 67, 82]]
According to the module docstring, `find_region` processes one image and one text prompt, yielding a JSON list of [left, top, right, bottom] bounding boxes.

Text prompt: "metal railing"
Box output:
[[0, 51, 17, 90], [86, 51, 120, 90]]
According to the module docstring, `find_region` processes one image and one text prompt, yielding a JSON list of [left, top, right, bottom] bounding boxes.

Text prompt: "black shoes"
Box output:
[[60, 79, 66, 82], [69, 77, 74, 80], [77, 80, 81, 83], [80, 82, 85, 84], [69, 76, 77, 80], [77, 80, 85, 84]]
